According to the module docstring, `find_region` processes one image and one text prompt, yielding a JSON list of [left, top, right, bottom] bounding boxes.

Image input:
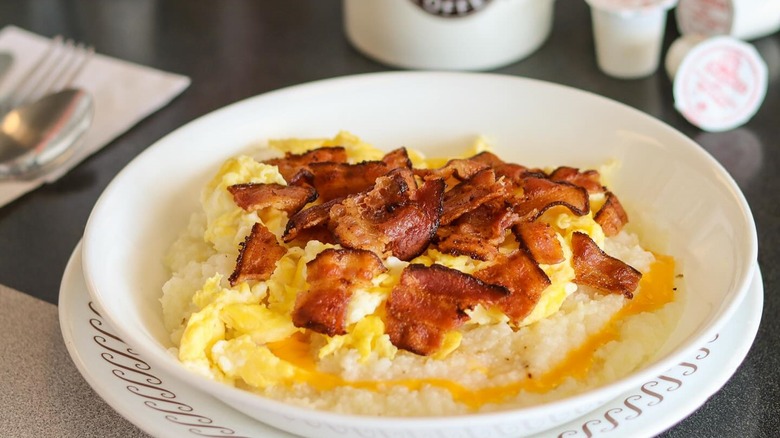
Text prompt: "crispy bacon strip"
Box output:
[[594, 192, 629, 237], [435, 200, 520, 261], [286, 226, 338, 246], [385, 264, 508, 355], [514, 221, 565, 265], [229, 223, 286, 286], [548, 166, 605, 194], [359, 166, 417, 209], [382, 147, 413, 170], [264, 146, 347, 182], [415, 158, 489, 182], [440, 168, 511, 225], [515, 176, 589, 220], [473, 249, 551, 323], [327, 172, 409, 257], [291, 248, 386, 336], [309, 161, 390, 201], [286, 168, 315, 188], [283, 198, 342, 243], [571, 231, 641, 298], [387, 178, 446, 260], [329, 169, 444, 260], [227, 183, 317, 215], [469, 151, 542, 185]]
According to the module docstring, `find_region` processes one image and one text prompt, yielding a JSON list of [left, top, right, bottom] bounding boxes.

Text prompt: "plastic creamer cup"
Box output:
[[676, 0, 780, 41], [665, 35, 768, 131], [585, 0, 678, 79]]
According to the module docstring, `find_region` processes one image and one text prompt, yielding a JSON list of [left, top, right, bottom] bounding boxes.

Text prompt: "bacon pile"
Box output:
[[226, 145, 641, 356]]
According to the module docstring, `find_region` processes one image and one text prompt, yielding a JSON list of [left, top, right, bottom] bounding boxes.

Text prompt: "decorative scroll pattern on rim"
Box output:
[[85, 295, 727, 437], [87, 301, 251, 437], [556, 334, 721, 438]]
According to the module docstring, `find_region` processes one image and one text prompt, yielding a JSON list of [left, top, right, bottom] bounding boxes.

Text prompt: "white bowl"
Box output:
[[82, 72, 757, 438]]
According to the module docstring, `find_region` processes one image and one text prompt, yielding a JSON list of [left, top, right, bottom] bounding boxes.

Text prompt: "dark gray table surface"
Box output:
[[0, 1, 776, 437]]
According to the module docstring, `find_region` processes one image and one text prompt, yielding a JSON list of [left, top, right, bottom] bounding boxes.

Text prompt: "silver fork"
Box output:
[[0, 36, 94, 115]]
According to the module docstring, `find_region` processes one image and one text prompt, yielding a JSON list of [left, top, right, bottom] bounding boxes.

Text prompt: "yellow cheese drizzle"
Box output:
[[267, 255, 676, 410]]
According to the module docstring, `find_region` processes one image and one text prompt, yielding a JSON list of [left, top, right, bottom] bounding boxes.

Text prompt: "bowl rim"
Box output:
[[81, 71, 759, 429]]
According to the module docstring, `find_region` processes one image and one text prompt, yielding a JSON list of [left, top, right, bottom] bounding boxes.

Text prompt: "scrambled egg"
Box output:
[[172, 131, 611, 390]]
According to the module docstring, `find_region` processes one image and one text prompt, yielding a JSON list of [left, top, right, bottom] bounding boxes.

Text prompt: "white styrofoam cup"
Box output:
[[343, 0, 555, 71]]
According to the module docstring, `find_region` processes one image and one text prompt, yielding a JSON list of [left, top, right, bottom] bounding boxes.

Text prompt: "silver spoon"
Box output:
[[0, 52, 13, 84], [0, 88, 94, 181]]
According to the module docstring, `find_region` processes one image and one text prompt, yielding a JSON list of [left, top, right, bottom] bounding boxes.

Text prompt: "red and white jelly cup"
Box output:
[[676, 0, 780, 41], [666, 35, 768, 132]]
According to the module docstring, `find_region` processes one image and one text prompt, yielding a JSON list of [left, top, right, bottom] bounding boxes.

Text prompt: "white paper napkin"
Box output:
[[0, 26, 190, 207]]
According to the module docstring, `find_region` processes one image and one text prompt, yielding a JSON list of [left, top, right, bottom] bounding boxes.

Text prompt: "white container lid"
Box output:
[[671, 36, 768, 132], [586, 0, 677, 14], [675, 0, 734, 36], [675, 0, 780, 41]]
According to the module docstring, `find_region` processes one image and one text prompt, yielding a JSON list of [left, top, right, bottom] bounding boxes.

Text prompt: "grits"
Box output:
[[161, 131, 682, 415]]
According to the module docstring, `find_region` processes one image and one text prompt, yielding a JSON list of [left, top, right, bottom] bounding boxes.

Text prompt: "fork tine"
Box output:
[[16, 40, 73, 101], [1, 36, 93, 115], [2, 36, 63, 111], [50, 42, 94, 91], [21, 39, 75, 101]]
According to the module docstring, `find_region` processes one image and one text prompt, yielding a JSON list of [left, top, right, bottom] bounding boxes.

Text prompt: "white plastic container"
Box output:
[[342, 0, 555, 71], [585, 0, 679, 79], [665, 35, 768, 131], [676, 0, 780, 41]]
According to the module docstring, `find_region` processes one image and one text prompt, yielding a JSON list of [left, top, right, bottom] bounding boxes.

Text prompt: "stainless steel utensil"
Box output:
[[0, 37, 94, 181], [0, 52, 13, 85], [0, 89, 94, 180]]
